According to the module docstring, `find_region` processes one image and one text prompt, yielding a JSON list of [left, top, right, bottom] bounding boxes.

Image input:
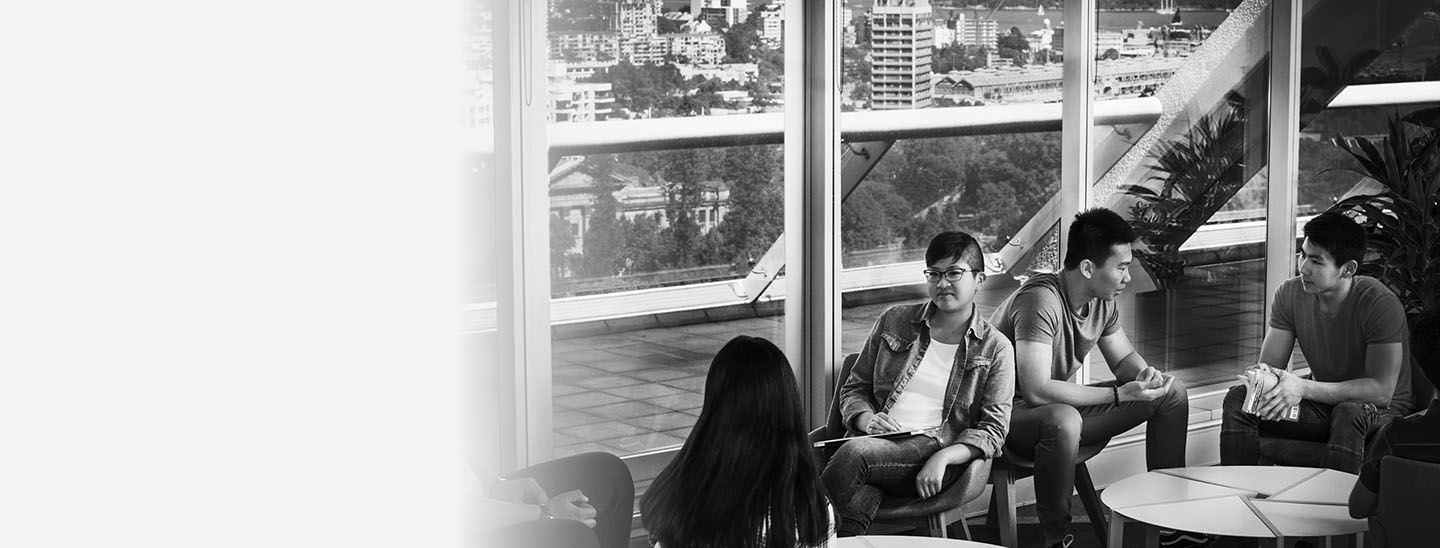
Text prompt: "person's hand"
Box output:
[[1134, 366, 1166, 388], [543, 489, 598, 527], [915, 452, 950, 499], [865, 412, 903, 434], [1118, 375, 1173, 402], [490, 477, 547, 505], [1258, 368, 1304, 421]]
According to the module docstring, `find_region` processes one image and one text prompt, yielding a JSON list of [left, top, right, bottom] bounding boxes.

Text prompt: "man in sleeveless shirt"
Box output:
[[990, 208, 1198, 548], [1220, 212, 1414, 474]]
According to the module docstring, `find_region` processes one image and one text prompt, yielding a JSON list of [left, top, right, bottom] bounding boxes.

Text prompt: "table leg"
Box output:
[[1106, 512, 1125, 548], [1144, 525, 1158, 548]]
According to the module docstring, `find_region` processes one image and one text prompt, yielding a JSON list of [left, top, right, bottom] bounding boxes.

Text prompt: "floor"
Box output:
[[552, 260, 1283, 460]]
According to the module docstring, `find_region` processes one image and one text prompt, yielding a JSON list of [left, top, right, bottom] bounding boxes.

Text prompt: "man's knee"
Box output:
[[578, 451, 629, 477], [1157, 376, 1188, 410], [1035, 404, 1082, 445], [1331, 401, 1389, 432], [1221, 385, 1252, 421]]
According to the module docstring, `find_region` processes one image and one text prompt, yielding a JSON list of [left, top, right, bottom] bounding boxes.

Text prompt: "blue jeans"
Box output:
[[1219, 385, 1404, 473], [821, 434, 968, 536]]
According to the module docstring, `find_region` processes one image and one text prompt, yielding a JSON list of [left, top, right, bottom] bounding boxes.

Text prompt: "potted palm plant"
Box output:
[[1327, 113, 1440, 316], [1123, 102, 1250, 287], [1326, 111, 1440, 374]]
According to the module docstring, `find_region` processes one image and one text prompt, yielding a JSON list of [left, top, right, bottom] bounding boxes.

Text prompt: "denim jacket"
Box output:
[[839, 301, 1015, 458]]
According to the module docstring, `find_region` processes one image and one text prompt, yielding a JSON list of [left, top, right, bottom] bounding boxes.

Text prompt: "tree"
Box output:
[[842, 46, 872, 84], [849, 81, 872, 103], [842, 181, 913, 256], [622, 213, 665, 273], [722, 19, 761, 63], [550, 214, 576, 279], [997, 26, 1031, 52], [654, 148, 724, 267], [933, 44, 985, 74], [971, 181, 1021, 245], [1102, 48, 1120, 60], [716, 146, 783, 268], [885, 138, 969, 208], [575, 157, 626, 277]]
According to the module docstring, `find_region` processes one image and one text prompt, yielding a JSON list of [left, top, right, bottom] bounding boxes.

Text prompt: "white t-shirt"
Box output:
[[886, 340, 957, 430]]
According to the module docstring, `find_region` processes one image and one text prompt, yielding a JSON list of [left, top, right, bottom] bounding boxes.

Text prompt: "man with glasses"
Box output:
[[990, 208, 1200, 548], [822, 231, 1015, 537]]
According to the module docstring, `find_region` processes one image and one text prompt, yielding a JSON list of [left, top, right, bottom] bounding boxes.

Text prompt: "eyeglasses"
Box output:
[[922, 267, 978, 283]]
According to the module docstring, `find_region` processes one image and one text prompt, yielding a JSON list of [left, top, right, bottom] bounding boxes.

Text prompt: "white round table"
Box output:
[[1101, 466, 1368, 547], [834, 535, 1004, 548]]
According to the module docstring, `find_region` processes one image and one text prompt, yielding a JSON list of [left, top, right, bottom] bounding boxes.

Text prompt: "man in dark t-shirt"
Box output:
[[1221, 212, 1415, 474], [991, 208, 1197, 548], [1349, 309, 1440, 521]]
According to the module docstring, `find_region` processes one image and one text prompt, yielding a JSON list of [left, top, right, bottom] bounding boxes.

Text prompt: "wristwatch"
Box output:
[[538, 504, 555, 520]]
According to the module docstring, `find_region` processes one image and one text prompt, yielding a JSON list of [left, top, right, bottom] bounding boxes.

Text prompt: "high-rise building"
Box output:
[[759, 2, 784, 49], [602, 0, 657, 40], [691, 0, 748, 28], [958, 14, 998, 49], [548, 62, 615, 123], [870, 0, 934, 110]]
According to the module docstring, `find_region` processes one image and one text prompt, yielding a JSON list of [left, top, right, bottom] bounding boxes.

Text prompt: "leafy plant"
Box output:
[[1123, 101, 1250, 285], [1325, 113, 1440, 318]]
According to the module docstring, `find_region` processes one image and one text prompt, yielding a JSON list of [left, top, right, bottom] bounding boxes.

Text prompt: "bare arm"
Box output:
[[1014, 339, 1110, 406], [1257, 327, 1296, 370], [1014, 339, 1169, 407], [1098, 328, 1149, 383], [1257, 341, 1402, 418], [1300, 342, 1403, 406]]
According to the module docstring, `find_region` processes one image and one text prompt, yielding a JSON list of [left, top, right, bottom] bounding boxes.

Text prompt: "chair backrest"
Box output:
[[1377, 456, 1440, 546], [822, 353, 861, 440], [1409, 354, 1435, 413]]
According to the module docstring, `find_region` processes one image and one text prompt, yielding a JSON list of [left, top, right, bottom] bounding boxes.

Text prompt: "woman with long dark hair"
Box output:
[[641, 336, 832, 548]]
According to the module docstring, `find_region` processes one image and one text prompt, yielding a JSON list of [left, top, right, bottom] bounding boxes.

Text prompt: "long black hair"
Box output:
[[641, 336, 830, 548]]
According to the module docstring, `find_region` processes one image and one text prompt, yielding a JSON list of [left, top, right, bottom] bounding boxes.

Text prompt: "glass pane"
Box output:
[[461, 0, 500, 474], [1322, 2, 1440, 86], [840, 0, 1063, 362], [544, 3, 789, 529], [1299, 103, 1440, 214], [1088, 3, 1269, 388], [840, 132, 1063, 356], [547, 146, 786, 456]]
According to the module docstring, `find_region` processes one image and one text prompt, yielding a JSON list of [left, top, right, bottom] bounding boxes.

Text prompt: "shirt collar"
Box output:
[[913, 301, 990, 340]]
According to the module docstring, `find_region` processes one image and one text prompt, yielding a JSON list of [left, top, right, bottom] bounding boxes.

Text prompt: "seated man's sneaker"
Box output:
[[1158, 529, 1213, 548], [1046, 533, 1074, 548]]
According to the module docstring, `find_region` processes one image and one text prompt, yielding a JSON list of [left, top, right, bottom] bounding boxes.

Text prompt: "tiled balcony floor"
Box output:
[[552, 259, 1299, 461]]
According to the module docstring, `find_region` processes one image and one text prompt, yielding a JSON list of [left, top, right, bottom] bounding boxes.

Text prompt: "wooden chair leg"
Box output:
[[1107, 511, 1127, 548], [995, 468, 1018, 548], [959, 513, 972, 541], [986, 484, 999, 529], [1075, 463, 1108, 541], [928, 513, 946, 539]]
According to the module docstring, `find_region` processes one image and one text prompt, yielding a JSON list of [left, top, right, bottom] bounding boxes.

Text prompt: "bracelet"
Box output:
[[538, 504, 555, 520], [1111, 385, 1121, 406]]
